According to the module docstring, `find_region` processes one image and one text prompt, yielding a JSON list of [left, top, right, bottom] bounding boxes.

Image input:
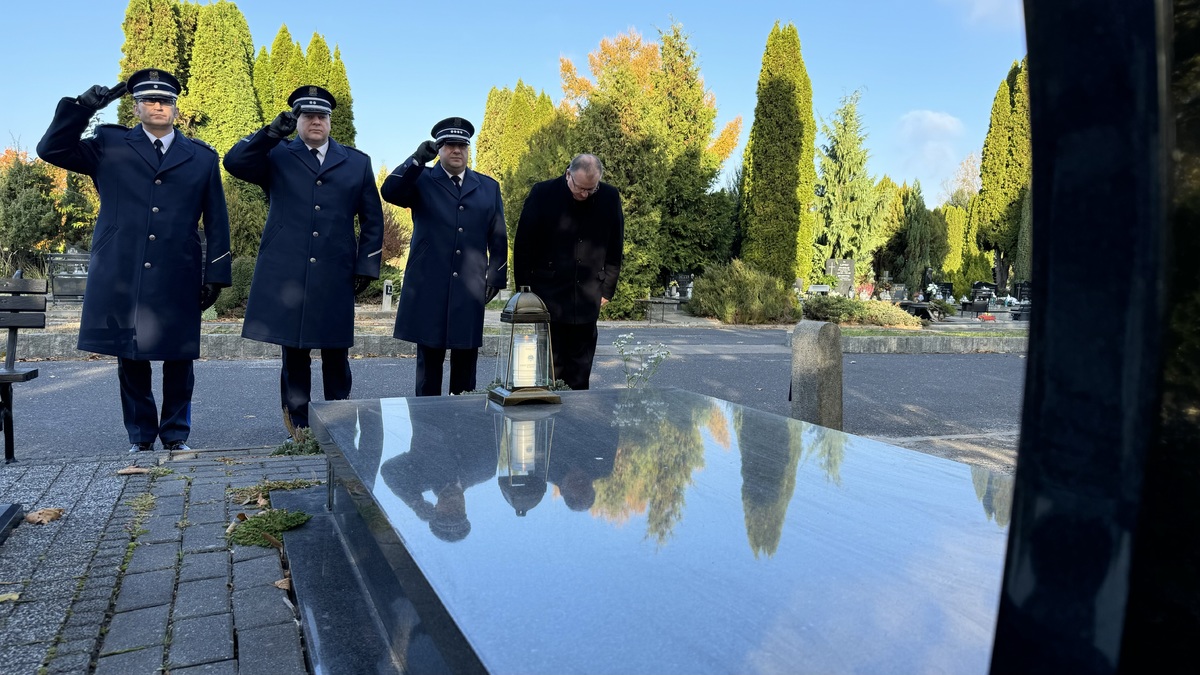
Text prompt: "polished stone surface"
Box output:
[[313, 388, 1011, 675]]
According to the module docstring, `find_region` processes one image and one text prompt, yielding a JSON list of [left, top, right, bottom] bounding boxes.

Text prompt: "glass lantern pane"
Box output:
[[510, 328, 539, 388], [495, 322, 516, 389]]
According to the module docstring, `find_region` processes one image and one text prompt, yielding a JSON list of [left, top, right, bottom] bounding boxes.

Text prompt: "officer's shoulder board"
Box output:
[[187, 137, 218, 154]]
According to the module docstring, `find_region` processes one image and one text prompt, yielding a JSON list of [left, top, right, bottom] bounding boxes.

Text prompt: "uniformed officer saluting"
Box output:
[[224, 85, 384, 439], [36, 68, 232, 453], [382, 118, 507, 396]]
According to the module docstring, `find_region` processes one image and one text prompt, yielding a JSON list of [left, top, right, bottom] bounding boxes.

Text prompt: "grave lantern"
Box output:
[[489, 287, 561, 405], [493, 405, 557, 516]]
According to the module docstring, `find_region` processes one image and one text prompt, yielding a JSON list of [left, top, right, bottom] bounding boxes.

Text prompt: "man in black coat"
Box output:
[[37, 69, 232, 453], [513, 154, 624, 390], [224, 85, 384, 438], [382, 117, 507, 396]]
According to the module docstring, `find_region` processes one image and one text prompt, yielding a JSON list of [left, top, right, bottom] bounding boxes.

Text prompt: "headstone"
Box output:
[[1013, 281, 1032, 303], [825, 259, 855, 297], [807, 284, 831, 296], [892, 283, 907, 301], [937, 282, 955, 300], [790, 321, 843, 430]]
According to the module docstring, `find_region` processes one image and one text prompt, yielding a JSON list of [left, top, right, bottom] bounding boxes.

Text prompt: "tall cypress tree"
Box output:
[[269, 25, 294, 112], [971, 59, 1030, 291], [941, 204, 968, 275], [738, 22, 816, 284], [901, 182, 934, 293], [474, 86, 513, 178], [252, 47, 274, 121], [305, 33, 333, 87], [117, 0, 181, 127], [177, 0, 260, 154], [174, 1, 200, 93], [328, 47, 356, 146], [497, 81, 537, 180], [1012, 186, 1033, 282], [814, 90, 876, 267]]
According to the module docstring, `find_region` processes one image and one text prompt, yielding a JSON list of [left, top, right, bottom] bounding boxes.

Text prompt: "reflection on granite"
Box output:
[[313, 388, 1011, 675]]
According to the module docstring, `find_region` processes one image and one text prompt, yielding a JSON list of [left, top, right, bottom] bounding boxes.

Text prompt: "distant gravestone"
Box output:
[[825, 259, 855, 296], [937, 282, 955, 300], [892, 283, 907, 301]]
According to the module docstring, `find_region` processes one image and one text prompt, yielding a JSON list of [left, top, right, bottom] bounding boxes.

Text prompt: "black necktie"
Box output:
[[451, 175, 462, 190], [310, 147, 320, 165], [153, 139, 164, 165]]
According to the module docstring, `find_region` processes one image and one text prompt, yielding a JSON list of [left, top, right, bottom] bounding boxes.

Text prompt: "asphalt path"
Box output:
[[12, 326, 1027, 469]]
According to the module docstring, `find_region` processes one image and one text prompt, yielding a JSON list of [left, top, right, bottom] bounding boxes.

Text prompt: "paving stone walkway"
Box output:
[[0, 450, 326, 674]]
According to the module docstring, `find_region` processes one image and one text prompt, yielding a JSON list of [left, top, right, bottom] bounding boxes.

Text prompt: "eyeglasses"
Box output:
[[137, 97, 175, 107], [567, 171, 600, 196]]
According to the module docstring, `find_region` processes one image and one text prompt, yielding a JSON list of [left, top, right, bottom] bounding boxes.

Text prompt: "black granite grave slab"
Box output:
[[312, 388, 1011, 675]]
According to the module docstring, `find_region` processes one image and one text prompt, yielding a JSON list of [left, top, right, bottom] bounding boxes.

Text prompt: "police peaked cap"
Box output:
[[431, 117, 475, 146], [288, 85, 337, 114], [128, 68, 181, 100]]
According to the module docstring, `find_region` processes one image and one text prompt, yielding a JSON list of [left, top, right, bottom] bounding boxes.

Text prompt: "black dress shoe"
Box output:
[[129, 442, 153, 453], [162, 441, 191, 452]]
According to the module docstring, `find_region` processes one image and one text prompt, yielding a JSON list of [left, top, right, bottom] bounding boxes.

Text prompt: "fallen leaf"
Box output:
[[0, 593, 19, 602], [24, 508, 64, 525], [273, 578, 291, 590], [236, 513, 247, 522], [256, 496, 269, 508], [261, 532, 283, 550], [225, 521, 238, 535], [116, 466, 150, 475]]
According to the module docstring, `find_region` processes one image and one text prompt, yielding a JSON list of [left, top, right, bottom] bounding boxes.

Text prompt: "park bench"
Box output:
[[0, 273, 47, 463], [47, 252, 89, 305], [634, 296, 681, 324], [961, 300, 991, 318]]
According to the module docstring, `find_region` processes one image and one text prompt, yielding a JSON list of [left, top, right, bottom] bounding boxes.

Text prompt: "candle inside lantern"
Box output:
[[510, 419, 536, 475], [512, 335, 537, 387]]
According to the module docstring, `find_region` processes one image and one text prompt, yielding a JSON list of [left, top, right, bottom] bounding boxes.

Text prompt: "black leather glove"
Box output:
[[266, 110, 297, 138], [199, 283, 221, 311], [413, 140, 438, 164], [354, 276, 372, 295], [484, 286, 500, 303], [77, 82, 127, 110]]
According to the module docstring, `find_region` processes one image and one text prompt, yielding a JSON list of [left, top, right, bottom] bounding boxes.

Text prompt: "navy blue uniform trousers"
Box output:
[[280, 347, 352, 428], [117, 358, 193, 444]]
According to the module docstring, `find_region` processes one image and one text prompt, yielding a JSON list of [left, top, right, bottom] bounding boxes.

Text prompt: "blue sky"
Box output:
[[1, 0, 1024, 205]]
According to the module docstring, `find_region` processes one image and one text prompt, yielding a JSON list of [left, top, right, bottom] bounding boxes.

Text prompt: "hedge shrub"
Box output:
[[802, 295, 921, 327], [688, 260, 799, 325]]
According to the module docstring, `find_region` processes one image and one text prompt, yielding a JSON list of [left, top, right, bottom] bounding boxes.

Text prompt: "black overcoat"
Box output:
[[381, 157, 507, 349], [224, 129, 384, 349], [513, 176, 624, 324], [36, 98, 232, 360]]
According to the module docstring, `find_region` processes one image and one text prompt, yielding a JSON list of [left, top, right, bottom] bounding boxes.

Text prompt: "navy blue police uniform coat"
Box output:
[[36, 98, 232, 361], [223, 129, 384, 349], [381, 158, 506, 349]]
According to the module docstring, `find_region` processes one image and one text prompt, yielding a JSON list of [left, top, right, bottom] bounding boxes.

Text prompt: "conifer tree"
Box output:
[[1012, 186, 1033, 282], [474, 86, 512, 178], [901, 182, 934, 293], [305, 33, 333, 89], [117, 0, 182, 126], [813, 90, 876, 267], [174, 1, 200, 93], [496, 81, 537, 180], [941, 204, 967, 275], [275, 42, 308, 115], [870, 176, 907, 281], [328, 47, 356, 146], [738, 22, 816, 284], [176, 0, 260, 154], [971, 59, 1031, 291], [269, 25, 294, 111], [252, 47, 274, 121]]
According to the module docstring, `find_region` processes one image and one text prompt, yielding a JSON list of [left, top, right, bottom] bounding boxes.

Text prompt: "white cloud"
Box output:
[[894, 110, 966, 196], [939, 0, 1024, 27]]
